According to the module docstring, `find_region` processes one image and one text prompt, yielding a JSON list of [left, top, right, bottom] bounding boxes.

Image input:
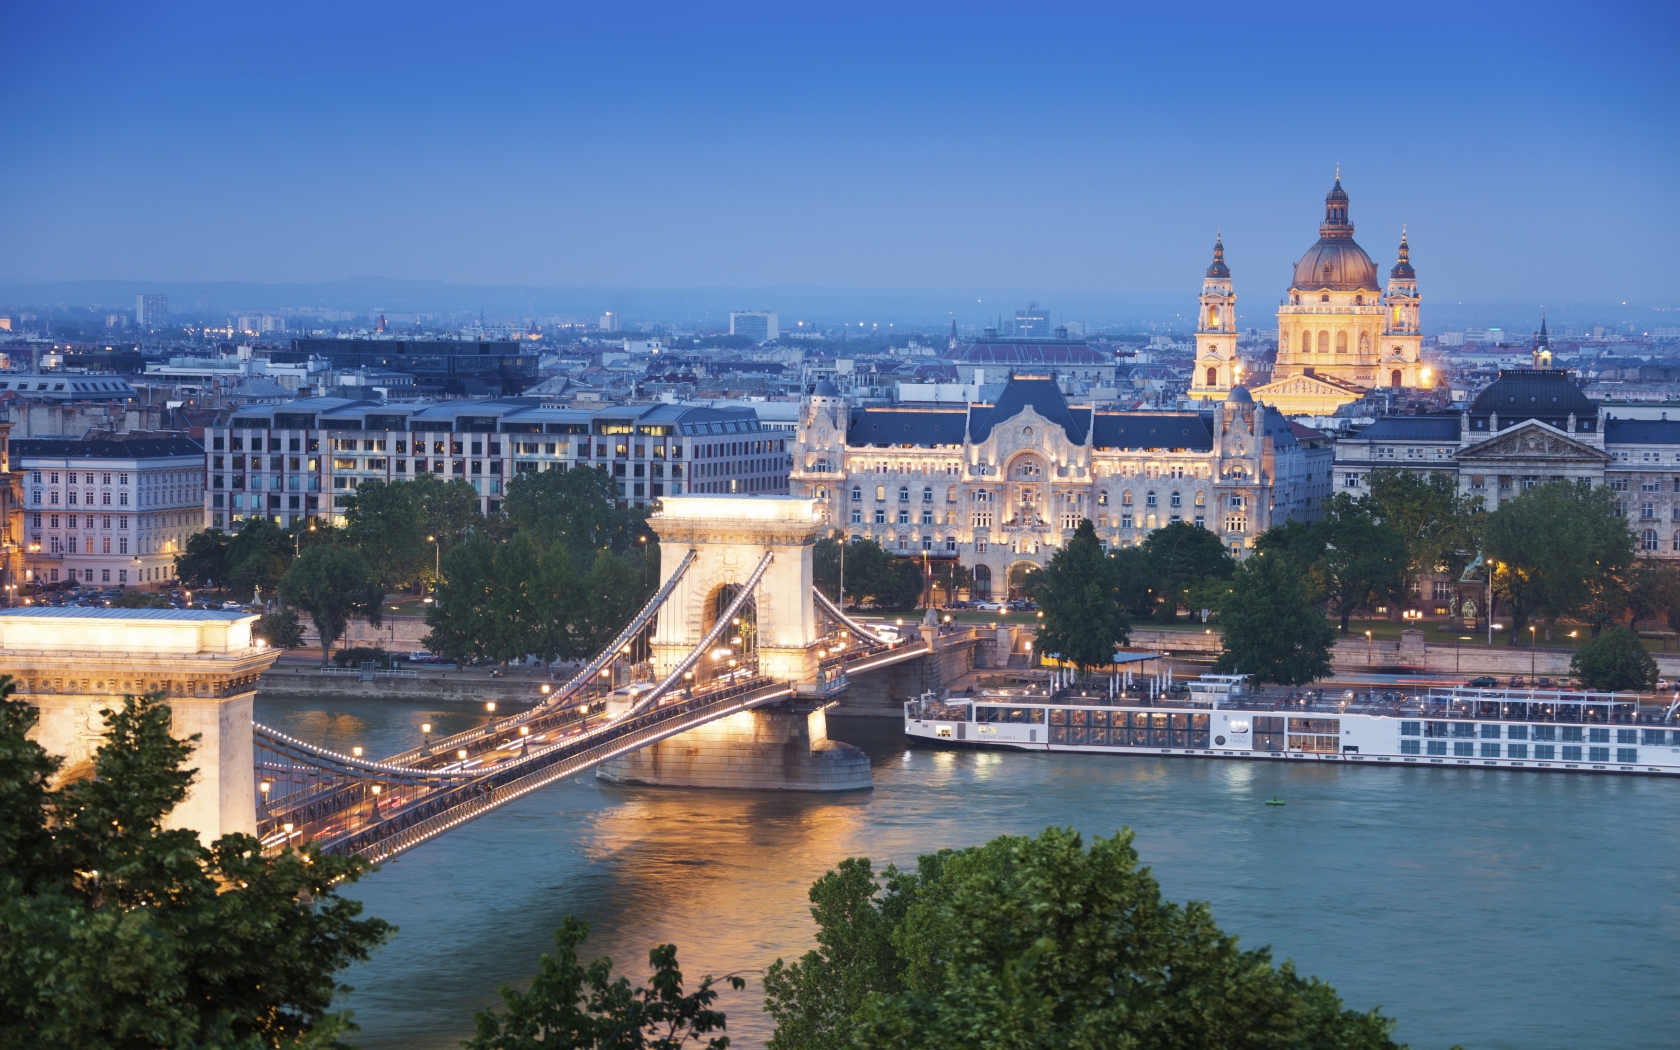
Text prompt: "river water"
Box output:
[[255, 696, 1680, 1050]]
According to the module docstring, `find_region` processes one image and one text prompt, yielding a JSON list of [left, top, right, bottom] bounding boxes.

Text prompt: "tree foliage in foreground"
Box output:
[[764, 827, 1408, 1050], [0, 677, 390, 1049], [466, 917, 743, 1050], [1484, 481, 1636, 643]]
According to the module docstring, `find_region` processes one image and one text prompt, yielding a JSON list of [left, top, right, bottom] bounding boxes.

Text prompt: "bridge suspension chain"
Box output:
[[812, 585, 892, 645]]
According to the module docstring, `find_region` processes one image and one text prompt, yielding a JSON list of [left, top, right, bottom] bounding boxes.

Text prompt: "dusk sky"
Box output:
[[3, 1, 1676, 308]]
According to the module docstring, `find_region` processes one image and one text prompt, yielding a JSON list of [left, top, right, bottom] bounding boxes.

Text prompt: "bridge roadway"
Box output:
[[254, 587, 948, 863]]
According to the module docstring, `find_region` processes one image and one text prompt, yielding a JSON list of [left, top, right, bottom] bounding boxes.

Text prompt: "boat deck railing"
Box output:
[[922, 685, 1678, 726]]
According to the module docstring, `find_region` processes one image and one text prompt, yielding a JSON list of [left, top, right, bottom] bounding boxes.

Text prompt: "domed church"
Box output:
[[1191, 176, 1425, 415]]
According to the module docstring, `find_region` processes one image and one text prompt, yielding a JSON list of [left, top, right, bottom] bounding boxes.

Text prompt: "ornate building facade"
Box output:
[[790, 375, 1331, 598], [1193, 177, 1428, 415]]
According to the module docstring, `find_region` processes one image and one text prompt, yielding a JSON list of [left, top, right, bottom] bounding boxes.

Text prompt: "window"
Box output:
[[1400, 739, 1421, 755], [921, 510, 933, 525], [1642, 529, 1659, 551], [1454, 741, 1474, 756], [1146, 491, 1157, 507], [876, 486, 886, 501], [898, 486, 909, 502], [850, 508, 862, 524], [874, 509, 886, 524], [922, 487, 933, 502], [1617, 748, 1638, 764], [1534, 744, 1555, 760], [1480, 724, 1500, 739], [1561, 746, 1582, 762], [1533, 725, 1556, 741], [1589, 727, 1609, 743], [1120, 513, 1134, 528], [851, 486, 862, 502], [1480, 743, 1500, 758], [1588, 747, 1610, 763]]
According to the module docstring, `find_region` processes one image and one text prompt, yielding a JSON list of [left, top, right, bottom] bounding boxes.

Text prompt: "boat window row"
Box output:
[[975, 706, 1046, 724], [1424, 697, 1642, 725], [1048, 711, 1211, 748], [1399, 739, 1641, 763], [1400, 722, 1662, 745]]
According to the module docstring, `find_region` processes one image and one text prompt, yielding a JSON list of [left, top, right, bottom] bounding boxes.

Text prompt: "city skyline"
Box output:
[[1, 2, 1675, 306]]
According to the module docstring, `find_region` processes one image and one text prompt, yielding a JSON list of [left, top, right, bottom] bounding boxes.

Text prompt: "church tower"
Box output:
[[1532, 316, 1552, 370], [1380, 228, 1424, 388], [1189, 233, 1238, 399]]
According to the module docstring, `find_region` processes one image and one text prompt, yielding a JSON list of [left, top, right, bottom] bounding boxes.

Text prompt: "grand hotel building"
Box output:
[[789, 375, 1331, 598]]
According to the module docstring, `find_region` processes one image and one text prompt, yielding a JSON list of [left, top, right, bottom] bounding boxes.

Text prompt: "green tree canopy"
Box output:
[[1316, 493, 1408, 633], [1570, 626, 1659, 691], [817, 538, 920, 611], [1484, 481, 1636, 644], [254, 608, 307, 650], [277, 544, 385, 665], [172, 529, 229, 589], [1141, 519, 1235, 611], [764, 827, 1405, 1050], [1214, 551, 1337, 684], [224, 517, 295, 600], [503, 466, 649, 558], [466, 917, 743, 1050], [1363, 469, 1483, 600], [0, 679, 390, 1047], [1035, 519, 1131, 674], [341, 473, 483, 591]]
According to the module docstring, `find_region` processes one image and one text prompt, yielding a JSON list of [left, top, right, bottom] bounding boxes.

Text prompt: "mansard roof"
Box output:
[[847, 407, 968, 447], [1604, 419, 1680, 445], [1468, 369, 1596, 422], [1090, 413, 1213, 452], [968, 374, 1089, 444], [1353, 415, 1462, 442]]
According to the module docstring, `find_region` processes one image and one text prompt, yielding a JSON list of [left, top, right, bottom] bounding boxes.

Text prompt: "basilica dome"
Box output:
[[1290, 178, 1379, 292]]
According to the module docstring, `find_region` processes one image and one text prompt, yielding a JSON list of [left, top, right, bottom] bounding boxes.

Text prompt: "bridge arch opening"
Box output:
[[1008, 561, 1042, 601]]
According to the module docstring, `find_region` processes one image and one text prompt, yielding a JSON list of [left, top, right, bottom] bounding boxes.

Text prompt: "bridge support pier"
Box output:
[[597, 703, 871, 792]]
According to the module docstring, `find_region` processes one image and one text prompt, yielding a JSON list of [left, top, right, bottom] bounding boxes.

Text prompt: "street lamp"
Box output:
[[1365, 629, 1373, 666], [420, 721, 433, 756], [518, 725, 530, 757], [427, 535, 439, 593], [484, 700, 497, 736], [1530, 625, 1537, 684]]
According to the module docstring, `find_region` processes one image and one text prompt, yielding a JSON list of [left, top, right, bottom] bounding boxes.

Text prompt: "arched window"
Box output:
[[1098, 490, 1109, 506], [1643, 529, 1659, 551], [1170, 491, 1182, 508], [1209, 305, 1220, 326], [1146, 491, 1158, 507], [850, 485, 862, 502], [1335, 331, 1349, 353], [1318, 331, 1330, 353], [1391, 370, 1403, 388], [876, 485, 886, 501], [922, 486, 933, 502], [898, 486, 909, 502], [1206, 367, 1218, 387], [1122, 489, 1133, 506], [973, 564, 993, 597]]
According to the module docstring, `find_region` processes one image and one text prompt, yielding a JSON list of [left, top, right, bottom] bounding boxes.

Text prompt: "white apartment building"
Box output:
[[16, 437, 206, 588]]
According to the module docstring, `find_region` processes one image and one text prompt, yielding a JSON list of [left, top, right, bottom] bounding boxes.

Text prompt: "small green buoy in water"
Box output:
[[1265, 797, 1285, 806]]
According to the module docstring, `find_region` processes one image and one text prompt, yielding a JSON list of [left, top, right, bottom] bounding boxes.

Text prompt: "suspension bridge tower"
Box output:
[[602, 494, 871, 791]]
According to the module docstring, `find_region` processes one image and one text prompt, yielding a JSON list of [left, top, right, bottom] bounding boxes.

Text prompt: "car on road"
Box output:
[[1465, 676, 1498, 688]]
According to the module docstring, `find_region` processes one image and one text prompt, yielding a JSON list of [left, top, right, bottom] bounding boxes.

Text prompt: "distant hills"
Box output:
[[0, 276, 1669, 335]]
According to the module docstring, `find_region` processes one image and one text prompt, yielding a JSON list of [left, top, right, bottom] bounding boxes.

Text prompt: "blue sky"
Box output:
[[2, 1, 1675, 309]]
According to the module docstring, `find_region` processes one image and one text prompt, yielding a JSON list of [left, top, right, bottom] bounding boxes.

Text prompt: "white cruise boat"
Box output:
[[904, 679, 1680, 776]]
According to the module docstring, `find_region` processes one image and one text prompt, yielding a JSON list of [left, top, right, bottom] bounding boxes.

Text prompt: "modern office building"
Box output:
[[278, 339, 540, 396], [202, 397, 793, 529], [788, 374, 1330, 597], [729, 311, 779, 344], [135, 294, 169, 329], [16, 437, 206, 588], [1010, 302, 1051, 338]]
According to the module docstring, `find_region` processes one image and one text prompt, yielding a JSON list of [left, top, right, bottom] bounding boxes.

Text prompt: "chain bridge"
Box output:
[[247, 495, 976, 863]]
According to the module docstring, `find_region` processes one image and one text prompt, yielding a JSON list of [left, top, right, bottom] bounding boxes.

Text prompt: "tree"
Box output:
[[1363, 469, 1482, 601], [1141, 520, 1234, 615], [764, 828, 1404, 1050], [0, 679, 390, 1047], [813, 537, 843, 603], [1484, 481, 1636, 644], [278, 544, 385, 665], [1625, 559, 1676, 634], [423, 531, 500, 666], [225, 517, 295, 600], [503, 466, 649, 558], [255, 607, 307, 650], [111, 590, 172, 608], [173, 529, 229, 588], [1317, 494, 1408, 633], [1214, 552, 1336, 685], [1108, 544, 1160, 617], [1035, 520, 1131, 674], [1570, 627, 1659, 691], [342, 478, 430, 590], [467, 917, 743, 1050]]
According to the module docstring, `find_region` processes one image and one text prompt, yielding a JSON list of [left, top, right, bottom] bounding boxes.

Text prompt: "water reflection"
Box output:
[[252, 698, 1680, 1050]]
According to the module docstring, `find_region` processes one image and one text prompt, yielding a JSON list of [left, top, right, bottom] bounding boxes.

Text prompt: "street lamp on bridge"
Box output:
[[420, 722, 433, 756]]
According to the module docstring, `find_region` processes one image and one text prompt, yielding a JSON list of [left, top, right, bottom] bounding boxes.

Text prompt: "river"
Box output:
[[255, 695, 1680, 1050]]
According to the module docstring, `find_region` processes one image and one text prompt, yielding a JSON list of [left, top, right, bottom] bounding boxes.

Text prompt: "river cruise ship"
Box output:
[[904, 680, 1680, 776]]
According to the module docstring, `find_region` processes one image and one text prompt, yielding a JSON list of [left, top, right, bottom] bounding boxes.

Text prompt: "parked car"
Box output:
[[1466, 676, 1498, 688]]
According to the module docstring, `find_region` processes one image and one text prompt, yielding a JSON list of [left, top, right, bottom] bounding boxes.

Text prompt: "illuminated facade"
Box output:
[[5, 607, 277, 844], [1236, 177, 1427, 414], [790, 375, 1331, 598]]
